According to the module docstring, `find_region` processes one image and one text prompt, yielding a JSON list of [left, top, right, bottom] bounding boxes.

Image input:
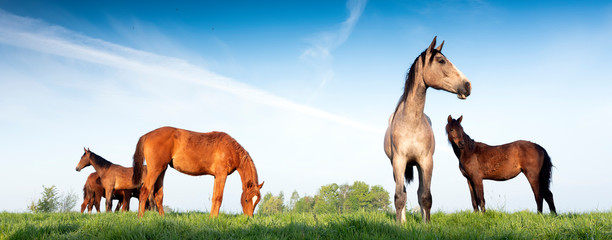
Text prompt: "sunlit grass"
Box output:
[[1, 210, 610, 239]]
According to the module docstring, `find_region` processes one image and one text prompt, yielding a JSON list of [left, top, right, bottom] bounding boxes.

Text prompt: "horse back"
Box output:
[[144, 127, 243, 176]]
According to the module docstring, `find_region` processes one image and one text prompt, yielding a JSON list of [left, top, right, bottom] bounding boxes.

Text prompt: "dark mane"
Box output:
[[450, 139, 462, 159], [392, 48, 442, 116], [89, 151, 113, 169]]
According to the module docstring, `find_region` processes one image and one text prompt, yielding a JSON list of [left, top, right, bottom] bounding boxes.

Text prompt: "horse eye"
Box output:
[[438, 59, 446, 64]]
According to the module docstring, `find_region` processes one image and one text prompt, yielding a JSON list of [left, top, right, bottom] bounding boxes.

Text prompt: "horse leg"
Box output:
[[392, 157, 407, 224], [105, 189, 113, 212], [416, 161, 433, 223], [466, 179, 478, 212], [115, 198, 122, 212], [524, 172, 543, 213], [138, 166, 165, 217], [210, 174, 228, 217], [473, 179, 486, 213], [122, 190, 131, 212], [81, 197, 88, 213], [94, 193, 101, 213], [542, 189, 557, 215], [152, 169, 167, 215], [87, 198, 94, 213]]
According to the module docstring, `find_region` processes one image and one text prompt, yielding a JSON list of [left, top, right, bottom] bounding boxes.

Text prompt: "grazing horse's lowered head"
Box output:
[[240, 181, 264, 216]]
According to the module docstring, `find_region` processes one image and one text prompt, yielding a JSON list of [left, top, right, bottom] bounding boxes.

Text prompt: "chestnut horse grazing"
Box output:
[[445, 115, 556, 214], [132, 127, 264, 218], [384, 37, 471, 223], [76, 148, 147, 212], [80, 172, 135, 213]]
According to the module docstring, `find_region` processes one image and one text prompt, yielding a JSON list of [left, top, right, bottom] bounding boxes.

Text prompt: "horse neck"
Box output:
[[393, 53, 429, 123], [236, 152, 259, 191], [396, 74, 428, 122], [459, 132, 476, 157], [89, 153, 113, 176]]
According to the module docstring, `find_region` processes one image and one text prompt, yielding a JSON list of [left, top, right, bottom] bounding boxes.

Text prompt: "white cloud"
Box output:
[[300, 0, 367, 61], [0, 9, 380, 134], [299, 0, 367, 91]]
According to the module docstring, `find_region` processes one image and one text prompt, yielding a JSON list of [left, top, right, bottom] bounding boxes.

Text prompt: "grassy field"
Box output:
[[1, 210, 610, 239]]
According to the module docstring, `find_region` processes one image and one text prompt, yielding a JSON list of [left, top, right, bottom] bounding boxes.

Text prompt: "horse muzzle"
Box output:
[[457, 81, 471, 99]]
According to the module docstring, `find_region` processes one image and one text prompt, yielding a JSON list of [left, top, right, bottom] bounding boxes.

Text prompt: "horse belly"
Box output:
[[484, 160, 521, 180], [171, 154, 216, 176]]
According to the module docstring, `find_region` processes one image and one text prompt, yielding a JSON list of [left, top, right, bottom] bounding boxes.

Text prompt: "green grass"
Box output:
[[1, 210, 610, 239]]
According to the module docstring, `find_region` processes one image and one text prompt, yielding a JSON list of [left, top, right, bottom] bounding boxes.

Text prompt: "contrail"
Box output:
[[0, 9, 382, 134]]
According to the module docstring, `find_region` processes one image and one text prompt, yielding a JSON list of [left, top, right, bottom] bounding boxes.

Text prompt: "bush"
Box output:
[[28, 185, 79, 213]]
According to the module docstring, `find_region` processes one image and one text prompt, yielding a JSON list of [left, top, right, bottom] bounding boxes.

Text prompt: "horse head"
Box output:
[[240, 181, 264, 216], [420, 36, 471, 99], [76, 147, 92, 171], [446, 115, 466, 149]]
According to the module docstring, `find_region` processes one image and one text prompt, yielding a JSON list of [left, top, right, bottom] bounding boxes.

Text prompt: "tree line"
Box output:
[[257, 181, 391, 215]]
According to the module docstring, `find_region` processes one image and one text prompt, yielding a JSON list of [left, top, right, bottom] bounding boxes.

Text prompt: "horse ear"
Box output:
[[436, 40, 444, 52], [427, 36, 437, 53], [258, 181, 264, 190], [458, 115, 463, 123], [447, 115, 452, 123]]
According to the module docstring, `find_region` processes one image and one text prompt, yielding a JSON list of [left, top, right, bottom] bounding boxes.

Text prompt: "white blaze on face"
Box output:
[[252, 196, 258, 207]]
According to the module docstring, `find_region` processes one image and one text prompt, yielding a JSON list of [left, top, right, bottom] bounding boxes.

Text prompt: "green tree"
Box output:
[[257, 192, 285, 215], [313, 183, 339, 214], [338, 184, 351, 213], [30, 185, 60, 213], [288, 181, 392, 214], [294, 195, 314, 213], [289, 191, 300, 211], [59, 190, 78, 212], [370, 185, 391, 212], [344, 181, 370, 212]]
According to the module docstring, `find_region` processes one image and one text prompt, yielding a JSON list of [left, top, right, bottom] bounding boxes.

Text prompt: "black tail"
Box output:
[[132, 135, 146, 185], [405, 164, 414, 184], [538, 147, 553, 193]]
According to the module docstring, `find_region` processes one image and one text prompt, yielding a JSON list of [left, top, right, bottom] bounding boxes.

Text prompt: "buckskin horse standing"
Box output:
[[384, 37, 471, 223], [445, 115, 556, 214], [132, 127, 264, 218]]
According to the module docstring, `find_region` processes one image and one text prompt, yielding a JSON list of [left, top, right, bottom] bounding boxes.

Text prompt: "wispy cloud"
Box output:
[[0, 9, 381, 134], [300, 0, 367, 89], [300, 0, 367, 61]]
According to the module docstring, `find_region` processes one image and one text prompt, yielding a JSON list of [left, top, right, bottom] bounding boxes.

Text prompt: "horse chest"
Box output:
[[392, 127, 433, 152]]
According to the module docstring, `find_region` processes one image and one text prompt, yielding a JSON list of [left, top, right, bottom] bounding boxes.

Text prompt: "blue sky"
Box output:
[[1, 0, 611, 214]]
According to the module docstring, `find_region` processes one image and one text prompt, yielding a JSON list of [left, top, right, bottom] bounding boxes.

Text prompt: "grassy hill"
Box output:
[[1, 210, 610, 239]]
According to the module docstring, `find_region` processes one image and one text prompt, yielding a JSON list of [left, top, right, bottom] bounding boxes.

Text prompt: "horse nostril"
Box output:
[[464, 82, 472, 94]]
